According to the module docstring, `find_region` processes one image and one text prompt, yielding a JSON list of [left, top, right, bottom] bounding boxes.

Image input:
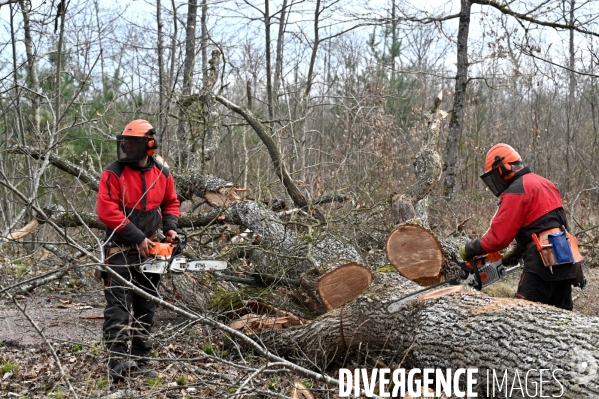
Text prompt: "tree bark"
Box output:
[[224, 201, 368, 314], [263, 271, 599, 397], [443, 0, 471, 199], [176, 0, 198, 168], [392, 91, 444, 225]]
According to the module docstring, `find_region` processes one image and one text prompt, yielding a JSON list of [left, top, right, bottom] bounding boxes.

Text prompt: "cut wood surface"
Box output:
[[386, 224, 445, 285], [317, 261, 373, 310]]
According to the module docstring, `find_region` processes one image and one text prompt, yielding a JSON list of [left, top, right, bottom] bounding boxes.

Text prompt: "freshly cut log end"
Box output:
[[386, 224, 444, 286], [317, 262, 373, 310]]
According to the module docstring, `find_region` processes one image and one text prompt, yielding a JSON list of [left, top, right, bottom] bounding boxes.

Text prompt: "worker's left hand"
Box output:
[[503, 244, 523, 266], [164, 230, 178, 244], [458, 245, 468, 261]]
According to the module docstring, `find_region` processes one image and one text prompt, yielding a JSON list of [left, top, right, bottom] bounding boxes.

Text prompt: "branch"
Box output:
[[472, 0, 599, 38], [6, 145, 100, 191], [215, 94, 325, 222], [0, 0, 20, 6]]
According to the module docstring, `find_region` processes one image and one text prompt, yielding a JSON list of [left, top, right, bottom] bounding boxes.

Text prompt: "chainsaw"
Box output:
[[387, 252, 521, 313], [139, 235, 228, 274]]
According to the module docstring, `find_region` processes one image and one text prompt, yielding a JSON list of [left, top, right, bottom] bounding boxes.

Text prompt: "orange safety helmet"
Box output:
[[116, 119, 157, 162], [480, 143, 521, 197]]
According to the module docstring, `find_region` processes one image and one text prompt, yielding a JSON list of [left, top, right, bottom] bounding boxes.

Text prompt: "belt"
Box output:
[[526, 228, 563, 249], [106, 233, 157, 255]]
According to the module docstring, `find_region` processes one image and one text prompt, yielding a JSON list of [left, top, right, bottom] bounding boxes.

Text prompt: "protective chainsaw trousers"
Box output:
[[102, 251, 162, 359], [515, 272, 574, 311]]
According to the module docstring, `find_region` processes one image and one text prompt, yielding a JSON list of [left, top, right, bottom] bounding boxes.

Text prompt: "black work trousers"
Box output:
[[102, 251, 162, 360], [515, 271, 574, 311]]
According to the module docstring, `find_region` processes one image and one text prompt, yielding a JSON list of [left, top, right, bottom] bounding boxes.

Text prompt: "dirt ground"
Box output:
[[1, 265, 598, 398]]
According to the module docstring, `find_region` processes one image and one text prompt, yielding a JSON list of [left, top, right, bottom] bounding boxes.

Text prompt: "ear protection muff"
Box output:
[[146, 128, 157, 156], [492, 155, 514, 180]]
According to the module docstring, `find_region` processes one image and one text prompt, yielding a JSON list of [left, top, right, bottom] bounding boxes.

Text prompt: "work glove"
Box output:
[[503, 244, 523, 267], [458, 245, 468, 261], [573, 263, 587, 289], [574, 277, 588, 290]]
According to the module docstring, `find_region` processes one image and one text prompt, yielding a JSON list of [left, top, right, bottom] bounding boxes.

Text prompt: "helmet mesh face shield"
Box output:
[[480, 167, 509, 197], [116, 135, 149, 163]]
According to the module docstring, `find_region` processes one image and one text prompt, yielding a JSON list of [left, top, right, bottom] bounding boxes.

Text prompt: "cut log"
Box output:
[[263, 271, 599, 397], [317, 261, 373, 310], [386, 223, 445, 285]]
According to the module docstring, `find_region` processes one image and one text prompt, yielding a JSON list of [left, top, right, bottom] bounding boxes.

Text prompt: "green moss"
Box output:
[[373, 265, 396, 273], [0, 361, 18, 373], [145, 377, 161, 386], [176, 375, 188, 385], [208, 286, 277, 312], [203, 343, 214, 355]]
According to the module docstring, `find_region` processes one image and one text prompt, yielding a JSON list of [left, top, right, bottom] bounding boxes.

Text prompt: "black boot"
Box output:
[[135, 361, 158, 378], [109, 360, 138, 381]]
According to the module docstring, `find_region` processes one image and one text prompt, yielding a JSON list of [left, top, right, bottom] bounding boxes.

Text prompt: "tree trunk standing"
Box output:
[[566, 0, 575, 193], [93, 0, 106, 91], [392, 91, 444, 225], [273, 0, 288, 101], [3, 3, 33, 250], [265, 0, 274, 120], [53, 0, 66, 128], [391, 0, 396, 81], [201, 0, 208, 85], [176, 0, 198, 168], [264, 271, 599, 397], [157, 0, 165, 141], [199, 49, 221, 169], [294, 0, 321, 180], [19, 0, 40, 136], [443, 0, 471, 199]]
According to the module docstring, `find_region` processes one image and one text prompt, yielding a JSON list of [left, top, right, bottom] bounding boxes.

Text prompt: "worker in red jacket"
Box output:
[[97, 119, 180, 380], [459, 143, 584, 310]]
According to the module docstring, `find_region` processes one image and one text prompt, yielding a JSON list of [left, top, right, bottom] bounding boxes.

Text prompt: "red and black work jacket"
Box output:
[[97, 158, 180, 246], [465, 168, 576, 281]]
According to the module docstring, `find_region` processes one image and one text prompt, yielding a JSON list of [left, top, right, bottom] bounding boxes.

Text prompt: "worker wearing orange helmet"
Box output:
[[459, 143, 584, 310], [97, 120, 180, 380]]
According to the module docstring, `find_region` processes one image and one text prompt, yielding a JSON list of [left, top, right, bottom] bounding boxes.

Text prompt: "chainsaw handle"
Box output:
[[469, 257, 484, 290]]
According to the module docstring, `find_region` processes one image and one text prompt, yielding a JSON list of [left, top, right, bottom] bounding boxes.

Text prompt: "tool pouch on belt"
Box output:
[[531, 227, 583, 268]]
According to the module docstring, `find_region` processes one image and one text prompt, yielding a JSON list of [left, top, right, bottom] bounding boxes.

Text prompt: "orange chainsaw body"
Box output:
[[148, 242, 176, 258]]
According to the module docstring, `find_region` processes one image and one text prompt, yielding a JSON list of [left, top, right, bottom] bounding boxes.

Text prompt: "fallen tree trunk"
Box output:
[[262, 271, 599, 397], [224, 201, 371, 314]]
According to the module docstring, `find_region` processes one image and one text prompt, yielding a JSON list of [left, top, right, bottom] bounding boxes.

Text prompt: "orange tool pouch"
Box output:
[[531, 227, 583, 267]]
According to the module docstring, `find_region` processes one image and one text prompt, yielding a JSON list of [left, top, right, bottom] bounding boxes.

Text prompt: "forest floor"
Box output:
[[1, 264, 598, 399]]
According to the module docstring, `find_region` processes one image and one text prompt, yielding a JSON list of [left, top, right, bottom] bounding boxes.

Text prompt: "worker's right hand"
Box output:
[[136, 238, 155, 259]]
